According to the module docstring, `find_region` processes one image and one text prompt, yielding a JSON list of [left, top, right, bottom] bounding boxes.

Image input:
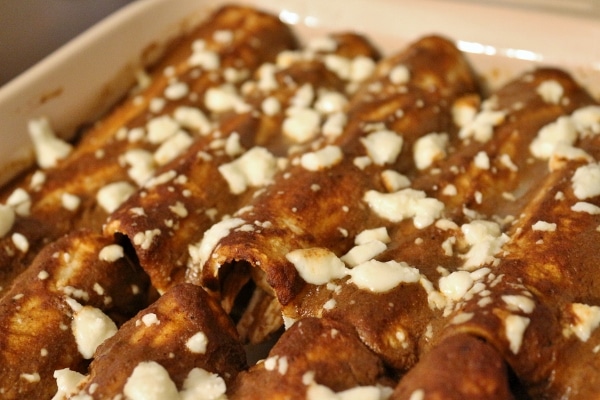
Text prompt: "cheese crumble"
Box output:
[[186, 331, 208, 354], [364, 189, 444, 228], [28, 118, 73, 169], [286, 248, 347, 285], [71, 305, 118, 359], [98, 244, 124, 262], [572, 162, 600, 200], [413, 132, 449, 170], [360, 130, 403, 165], [300, 145, 343, 171], [96, 181, 136, 214], [565, 303, 600, 342], [219, 147, 278, 194]]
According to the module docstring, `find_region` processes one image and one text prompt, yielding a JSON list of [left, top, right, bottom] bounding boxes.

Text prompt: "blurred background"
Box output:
[[0, 0, 135, 87], [2, 0, 599, 88]]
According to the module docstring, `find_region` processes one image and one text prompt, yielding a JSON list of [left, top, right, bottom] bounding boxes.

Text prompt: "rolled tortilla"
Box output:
[[440, 129, 600, 398], [228, 316, 391, 400], [192, 35, 480, 315], [0, 4, 297, 294], [104, 32, 381, 297], [65, 282, 247, 399], [273, 68, 599, 372], [0, 229, 149, 400]]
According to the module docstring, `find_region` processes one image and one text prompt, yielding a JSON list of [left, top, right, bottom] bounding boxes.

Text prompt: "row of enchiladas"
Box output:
[[1, 4, 600, 399]]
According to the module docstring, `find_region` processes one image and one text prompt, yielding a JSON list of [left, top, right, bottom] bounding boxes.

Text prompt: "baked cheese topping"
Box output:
[[123, 362, 227, 400]]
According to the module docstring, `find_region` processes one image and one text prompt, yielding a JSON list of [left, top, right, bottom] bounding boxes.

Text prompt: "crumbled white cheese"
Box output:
[[186, 331, 208, 354], [408, 389, 425, 400], [98, 244, 124, 262], [188, 217, 245, 271], [354, 227, 391, 245], [12, 233, 29, 253], [218, 147, 278, 194], [122, 149, 156, 187], [450, 312, 474, 325], [566, 303, 600, 342], [261, 96, 281, 116], [315, 91, 348, 115], [141, 313, 160, 327], [263, 355, 289, 375], [324, 54, 352, 80], [340, 240, 387, 267], [502, 295, 535, 314], [124, 361, 179, 400], [179, 368, 227, 400], [348, 260, 420, 293], [205, 84, 246, 113], [530, 116, 577, 159], [536, 80, 563, 104], [415, 132, 449, 170], [154, 131, 193, 166], [572, 162, 600, 200], [460, 220, 508, 270], [286, 247, 347, 285], [300, 145, 343, 171], [283, 107, 321, 143], [473, 151, 490, 170], [452, 99, 478, 129], [360, 130, 403, 165], [61, 192, 81, 211], [28, 117, 73, 169], [96, 181, 136, 213], [20, 373, 41, 383], [290, 84, 315, 108], [53, 368, 86, 400], [505, 314, 530, 354], [71, 305, 117, 359], [459, 109, 506, 143], [174, 106, 212, 136], [164, 81, 189, 101], [7, 188, 32, 216], [349, 56, 375, 83], [133, 229, 161, 251], [438, 271, 473, 302], [571, 201, 600, 214], [353, 156, 372, 170], [0, 205, 15, 238], [389, 65, 410, 85], [380, 170, 411, 192], [322, 112, 347, 138], [257, 63, 279, 91], [188, 47, 220, 71], [571, 105, 600, 136], [146, 115, 180, 144], [29, 170, 46, 191], [364, 189, 444, 228], [442, 184, 458, 197], [531, 221, 557, 232], [144, 170, 177, 189], [551, 146, 593, 172], [213, 29, 234, 43], [499, 154, 518, 172], [307, 383, 393, 400]]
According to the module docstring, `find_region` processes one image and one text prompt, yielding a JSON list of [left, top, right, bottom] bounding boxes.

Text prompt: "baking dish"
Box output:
[[1, 0, 599, 186]]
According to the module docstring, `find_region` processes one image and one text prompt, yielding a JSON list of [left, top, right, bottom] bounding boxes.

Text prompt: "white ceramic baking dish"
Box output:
[[1, 0, 599, 186]]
